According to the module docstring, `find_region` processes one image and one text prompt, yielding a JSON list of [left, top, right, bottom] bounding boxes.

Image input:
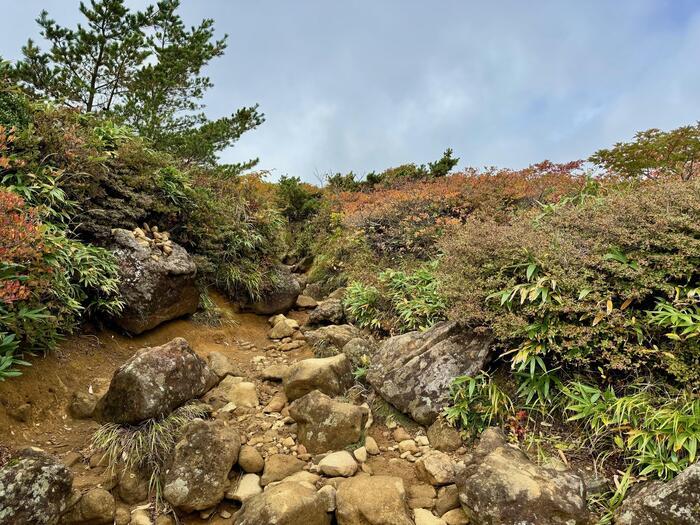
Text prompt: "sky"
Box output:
[[3, 1, 700, 182]]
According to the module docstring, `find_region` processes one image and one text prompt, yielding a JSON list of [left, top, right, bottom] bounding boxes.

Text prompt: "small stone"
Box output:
[[69, 391, 98, 419], [393, 427, 412, 442], [282, 436, 296, 447], [414, 508, 447, 525], [318, 484, 337, 512], [319, 451, 358, 477], [435, 484, 460, 516], [442, 508, 469, 525], [226, 473, 262, 502], [416, 436, 430, 447], [415, 451, 455, 486], [399, 439, 418, 454], [365, 436, 380, 455], [427, 418, 462, 452], [261, 454, 305, 486], [296, 295, 318, 308], [260, 364, 290, 381], [263, 391, 287, 413], [130, 509, 153, 525], [408, 483, 437, 510], [353, 446, 368, 463], [238, 445, 265, 474], [220, 509, 232, 519]]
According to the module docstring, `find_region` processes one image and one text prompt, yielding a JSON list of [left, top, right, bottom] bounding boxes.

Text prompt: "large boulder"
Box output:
[[233, 481, 331, 525], [304, 325, 362, 354], [307, 298, 345, 326], [615, 462, 700, 524], [289, 390, 368, 453], [111, 228, 198, 334], [455, 428, 588, 525], [163, 419, 241, 512], [283, 354, 353, 401], [95, 338, 216, 424], [335, 475, 414, 525], [367, 321, 492, 425], [0, 448, 74, 525], [238, 266, 300, 315]]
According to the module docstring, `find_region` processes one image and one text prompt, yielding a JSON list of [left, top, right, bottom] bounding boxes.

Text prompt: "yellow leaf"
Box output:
[[606, 299, 613, 313], [621, 297, 633, 311]]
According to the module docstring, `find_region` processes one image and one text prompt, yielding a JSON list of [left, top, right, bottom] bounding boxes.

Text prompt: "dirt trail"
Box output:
[[0, 291, 309, 455]]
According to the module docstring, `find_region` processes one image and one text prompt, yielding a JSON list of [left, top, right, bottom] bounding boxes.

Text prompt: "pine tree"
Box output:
[[14, 0, 263, 167]]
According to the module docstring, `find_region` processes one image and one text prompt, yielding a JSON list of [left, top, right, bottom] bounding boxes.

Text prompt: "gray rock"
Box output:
[[307, 298, 345, 326], [238, 266, 300, 315], [615, 462, 700, 525], [367, 321, 492, 425], [341, 337, 377, 368], [427, 418, 462, 452], [110, 228, 198, 334], [0, 448, 73, 525], [303, 324, 362, 355], [233, 481, 330, 525], [60, 487, 115, 525], [289, 390, 368, 453], [163, 419, 241, 512], [238, 445, 265, 474], [283, 354, 353, 401], [296, 295, 318, 309], [335, 475, 414, 525], [68, 391, 98, 420], [456, 428, 588, 525], [260, 454, 305, 486], [95, 338, 216, 424], [207, 351, 240, 380]]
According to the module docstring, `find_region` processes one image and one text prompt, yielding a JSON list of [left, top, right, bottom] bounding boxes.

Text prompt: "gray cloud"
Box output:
[[3, 0, 699, 181]]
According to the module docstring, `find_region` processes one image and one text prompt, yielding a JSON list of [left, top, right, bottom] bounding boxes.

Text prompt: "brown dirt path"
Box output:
[[0, 291, 309, 456]]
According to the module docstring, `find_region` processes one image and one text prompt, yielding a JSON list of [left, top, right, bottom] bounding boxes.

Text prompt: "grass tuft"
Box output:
[[91, 403, 211, 505]]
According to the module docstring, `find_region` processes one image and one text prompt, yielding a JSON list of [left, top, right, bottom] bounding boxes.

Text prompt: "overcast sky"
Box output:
[[3, 1, 700, 182]]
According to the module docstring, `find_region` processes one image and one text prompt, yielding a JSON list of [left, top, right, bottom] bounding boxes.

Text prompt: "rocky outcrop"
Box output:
[[335, 475, 414, 525], [233, 481, 331, 525], [111, 228, 199, 334], [238, 266, 300, 315], [283, 354, 353, 401], [0, 448, 73, 525], [289, 390, 368, 453], [455, 428, 588, 525], [163, 419, 241, 512], [367, 321, 492, 425], [95, 338, 216, 424], [615, 462, 700, 525], [307, 298, 345, 326]]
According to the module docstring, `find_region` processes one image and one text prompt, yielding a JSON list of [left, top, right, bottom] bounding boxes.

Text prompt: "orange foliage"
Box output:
[[0, 190, 48, 305], [335, 161, 585, 224]]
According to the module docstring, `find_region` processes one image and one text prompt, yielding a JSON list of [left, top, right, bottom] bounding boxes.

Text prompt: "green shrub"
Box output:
[[344, 282, 382, 330], [439, 177, 700, 387], [445, 372, 513, 437], [562, 381, 700, 480], [344, 260, 447, 334]]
